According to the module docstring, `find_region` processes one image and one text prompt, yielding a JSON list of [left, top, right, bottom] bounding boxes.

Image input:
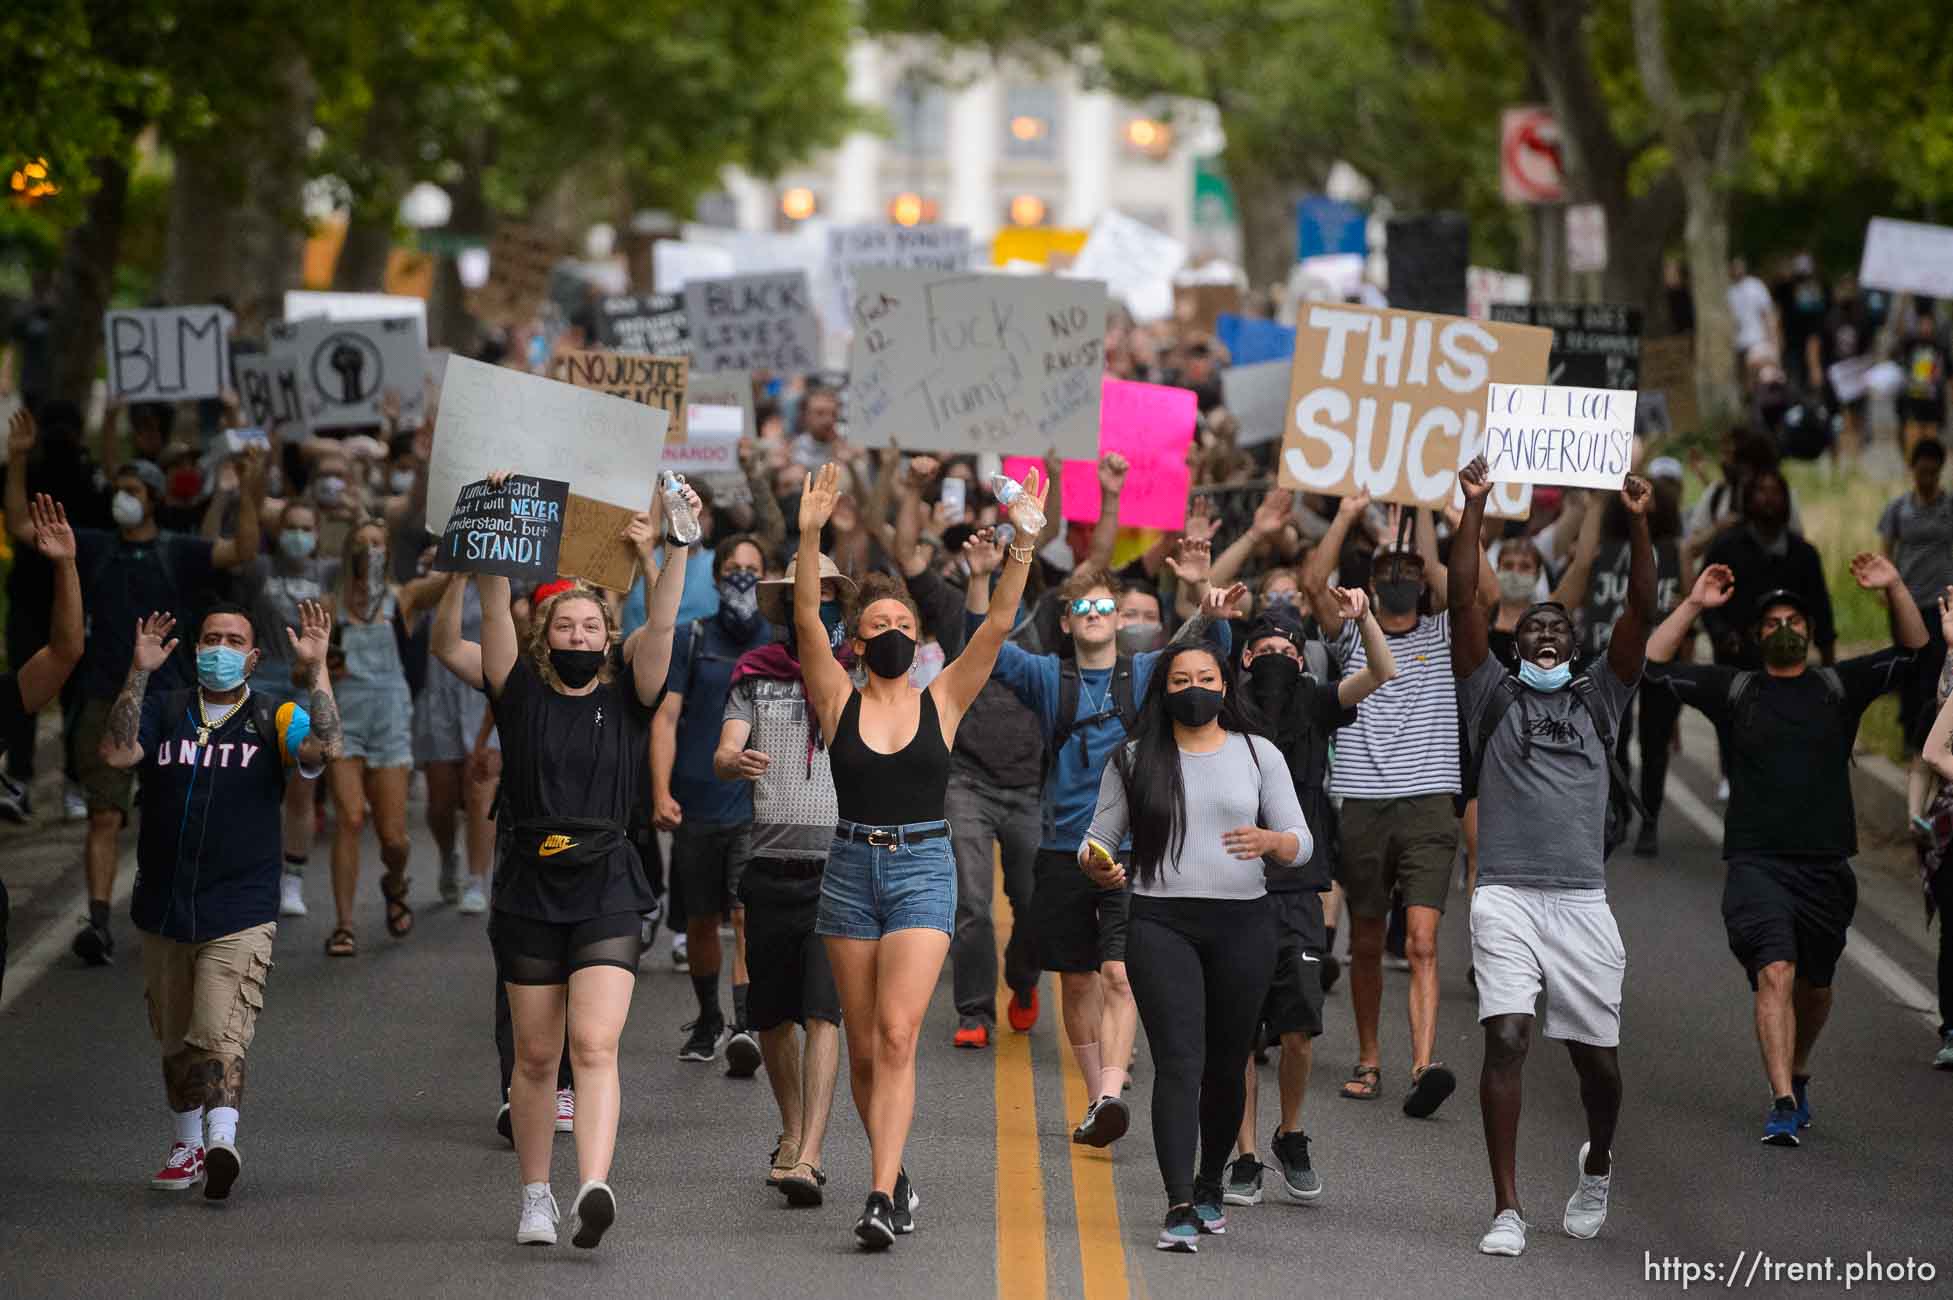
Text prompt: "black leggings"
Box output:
[[1936, 857, 1953, 1036], [1617, 679, 1683, 819], [1125, 895, 1278, 1206]]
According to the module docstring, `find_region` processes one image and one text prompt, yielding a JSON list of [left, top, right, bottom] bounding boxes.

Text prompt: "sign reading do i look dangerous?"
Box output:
[[1482, 383, 1636, 491]]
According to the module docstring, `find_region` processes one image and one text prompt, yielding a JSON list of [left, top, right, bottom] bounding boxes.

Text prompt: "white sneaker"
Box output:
[[516, 1184, 559, 1245], [279, 872, 307, 917], [671, 933, 689, 971], [1563, 1142, 1611, 1239], [458, 881, 488, 915], [63, 783, 88, 822], [1478, 1209, 1529, 1256], [1716, 778, 1730, 803], [555, 1088, 575, 1133]]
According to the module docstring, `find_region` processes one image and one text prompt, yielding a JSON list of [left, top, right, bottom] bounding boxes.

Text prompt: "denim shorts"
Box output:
[[816, 819, 956, 940]]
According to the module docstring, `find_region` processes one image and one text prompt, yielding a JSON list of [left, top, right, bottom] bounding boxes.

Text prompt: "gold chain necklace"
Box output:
[[196, 687, 250, 746]]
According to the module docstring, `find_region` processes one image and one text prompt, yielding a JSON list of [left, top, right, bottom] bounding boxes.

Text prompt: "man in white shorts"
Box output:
[[1449, 456, 1656, 1259]]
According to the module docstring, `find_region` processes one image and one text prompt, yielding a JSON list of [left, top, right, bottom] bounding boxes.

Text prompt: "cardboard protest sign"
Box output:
[[991, 227, 1088, 269], [433, 475, 569, 581], [1217, 314, 1295, 366], [467, 223, 563, 325], [549, 350, 689, 440], [825, 224, 972, 331], [1175, 283, 1243, 335], [283, 291, 426, 345], [554, 497, 641, 592], [1637, 334, 1699, 434], [1071, 211, 1186, 322], [598, 293, 689, 354], [1002, 378, 1196, 531], [1482, 384, 1635, 490], [846, 268, 1107, 459], [1858, 217, 1953, 300], [1489, 303, 1641, 389], [684, 271, 819, 374], [1221, 360, 1293, 447], [267, 316, 427, 431], [1279, 302, 1552, 517], [426, 355, 667, 552], [232, 354, 306, 433], [1385, 213, 1470, 317], [103, 306, 234, 402]]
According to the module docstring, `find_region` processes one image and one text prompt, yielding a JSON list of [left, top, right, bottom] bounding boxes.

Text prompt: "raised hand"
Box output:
[[133, 612, 179, 672], [1619, 474, 1652, 515], [1004, 464, 1048, 537], [286, 598, 332, 670], [622, 509, 659, 559], [1336, 488, 1373, 521], [1099, 451, 1130, 495], [1458, 455, 1493, 502], [906, 455, 941, 495], [1332, 585, 1370, 623], [1690, 563, 1736, 609], [1202, 580, 1249, 621], [7, 406, 36, 459], [486, 467, 516, 489], [1165, 536, 1212, 586], [237, 444, 267, 492], [28, 493, 75, 561], [963, 526, 1003, 577], [1251, 487, 1294, 538], [1181, 506, 1222, 547], [800, 462, 842, 533], [1850, 551, 1901, 591]]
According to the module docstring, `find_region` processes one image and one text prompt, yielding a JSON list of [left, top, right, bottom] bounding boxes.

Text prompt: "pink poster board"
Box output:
[[1003, 377, 1196, 531]]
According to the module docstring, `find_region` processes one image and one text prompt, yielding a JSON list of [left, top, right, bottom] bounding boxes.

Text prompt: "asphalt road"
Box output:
[[1, 734, 1947, 1300]]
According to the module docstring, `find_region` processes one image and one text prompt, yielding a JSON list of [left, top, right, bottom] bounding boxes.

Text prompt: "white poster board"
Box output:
[[103, 306, 234, 402], [232, 353, 307, 433], [1070, 211, 1185, 323], [847, 268, 1107, 458], [1482, 383, 1636, 490], [653, 240, 737, 293], [1859, 217, 1953, 300], [684, 271, 820, 374], [267, 316, 427, 431], [824, 224, 972, 331], [282, 291, 427, 346], [427, 355, 668, 531], [1220, 360, 1293, 447]]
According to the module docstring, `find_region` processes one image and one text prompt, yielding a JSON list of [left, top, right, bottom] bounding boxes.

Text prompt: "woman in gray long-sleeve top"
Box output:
[[1079, 641, 1310, 1254]]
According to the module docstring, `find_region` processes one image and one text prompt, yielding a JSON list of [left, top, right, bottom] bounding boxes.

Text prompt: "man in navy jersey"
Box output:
[[100, 598, 342, 1200]]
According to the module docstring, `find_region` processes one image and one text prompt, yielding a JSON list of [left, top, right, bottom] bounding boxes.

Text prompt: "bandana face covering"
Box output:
[[1761, 624, 1809, 669], [718, 570, 761, 635]]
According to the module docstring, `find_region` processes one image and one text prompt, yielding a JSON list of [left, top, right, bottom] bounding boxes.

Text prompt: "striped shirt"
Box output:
[[1327, 614, 1460, 800]]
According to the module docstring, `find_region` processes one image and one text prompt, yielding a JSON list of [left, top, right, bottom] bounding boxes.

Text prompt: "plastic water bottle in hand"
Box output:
[[990, 474, 1045, 537], [662, 471, 702, 546]]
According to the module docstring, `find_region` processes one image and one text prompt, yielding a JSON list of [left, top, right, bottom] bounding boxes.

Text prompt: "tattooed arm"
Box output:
[[100, 613, 178, 769], [286, 598, 341, 768]]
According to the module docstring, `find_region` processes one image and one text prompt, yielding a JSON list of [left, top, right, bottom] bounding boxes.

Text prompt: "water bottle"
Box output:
[[989, 474, 1045, 537], [662, 470, 702, 546]]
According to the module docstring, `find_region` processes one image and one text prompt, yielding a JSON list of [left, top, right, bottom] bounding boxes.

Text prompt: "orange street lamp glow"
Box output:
[[780, 186, 817, 221], [891, 192, 924, 227], [1009, 194, 1046, 226]]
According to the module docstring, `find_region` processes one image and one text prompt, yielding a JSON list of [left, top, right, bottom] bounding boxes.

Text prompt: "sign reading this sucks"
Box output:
[[1279, 303, 1551, 517], [433, 475, 569, 581]]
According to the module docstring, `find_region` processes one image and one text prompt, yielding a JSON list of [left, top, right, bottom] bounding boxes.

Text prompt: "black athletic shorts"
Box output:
[[1721, 854, 1857, 989], [1032, 848, 1130, 973], [739, 859, 840, 1030], [672, 820, 752, 917], [489, 909, 643, 986], [1260, 889, 1327, 1038]]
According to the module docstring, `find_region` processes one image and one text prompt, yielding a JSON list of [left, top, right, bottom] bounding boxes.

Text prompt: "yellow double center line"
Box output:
[[992, 860, 1130, 1299]]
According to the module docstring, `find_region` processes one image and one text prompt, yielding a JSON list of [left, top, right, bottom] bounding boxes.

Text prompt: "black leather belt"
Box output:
[[836, 823, 949, 847]]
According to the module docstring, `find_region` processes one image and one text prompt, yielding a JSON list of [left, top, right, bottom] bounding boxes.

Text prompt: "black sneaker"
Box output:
[[1222, 1152, 1263, 1206], [496, 1102, 513, 1146], [725, 1027, 762, 1078], [854, 1191, 897, 1250], [1072, 1095, 1130, 1147], [892, 1168, 918, 1234], [678, 1017, 726, 1062], [72, 920, 114, 967], [570, 1180, 616, 1249], [1632, 818, 1659, 858], [1271, 1128, 1322, 1201], [1319, 953, 1342, 993], [0, 770, 29, 824], [204, 1141, 242, 1200], [1157, 1203, 1201, 1252]]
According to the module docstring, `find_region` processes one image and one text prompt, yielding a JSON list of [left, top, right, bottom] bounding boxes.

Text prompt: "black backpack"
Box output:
[[1726, 666, 1844, 730], [1463, 673, 1641, 860], [1050, 655, 1140, 771]]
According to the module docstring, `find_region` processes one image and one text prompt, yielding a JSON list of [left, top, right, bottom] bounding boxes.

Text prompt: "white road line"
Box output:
[[1662, 776, 1940, 1027], [0, 865, 136, 1017]]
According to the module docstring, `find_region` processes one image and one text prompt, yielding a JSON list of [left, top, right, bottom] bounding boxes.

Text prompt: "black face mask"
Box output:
[[862, 628, 917, 680], [549, 648, 606, 689], [1164, 686, 1225, 728], [1375, 578, 1421, 616], [1247, 653, 1301, 696]]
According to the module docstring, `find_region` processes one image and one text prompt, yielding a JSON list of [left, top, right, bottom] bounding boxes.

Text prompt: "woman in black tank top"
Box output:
[[794, 460, 1046, 1250]]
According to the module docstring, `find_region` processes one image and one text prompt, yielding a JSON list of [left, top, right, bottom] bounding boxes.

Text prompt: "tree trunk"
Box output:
[[1225, 142, 1301, 296], [333, 213, 396, 292], [159, 138, 239, 306], [427, 130, 495, 354], [48, 149, 134, 409]]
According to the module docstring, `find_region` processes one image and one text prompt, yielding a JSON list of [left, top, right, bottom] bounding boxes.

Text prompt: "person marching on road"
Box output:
[[1646, 553, 1926, 1146], [99, 598, 341, 1200], [1225, 591, 1398, 1209], [715, 552, 857, 1203], [1452, 458, 1655, 1258]]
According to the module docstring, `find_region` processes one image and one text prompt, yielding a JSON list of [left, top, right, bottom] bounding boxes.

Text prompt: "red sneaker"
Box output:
[[151, 1142, 204, 1191], [953, 1021, 990, 1049], [1007, 988, 1040, 1033], [555, 1088, 575, 1133]]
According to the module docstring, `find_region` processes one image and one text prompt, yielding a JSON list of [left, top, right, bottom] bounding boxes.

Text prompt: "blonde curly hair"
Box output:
[[527, 582, 618, 690]]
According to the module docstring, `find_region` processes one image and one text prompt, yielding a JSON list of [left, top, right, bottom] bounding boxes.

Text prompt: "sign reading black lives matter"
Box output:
[[1489, 303, 1641, 390], [103, 306, 234, 401], [599, 293, 690, 354], [684, 271, 819, 373], [433, 475, 570, 581], [267, 316, 428, 431]]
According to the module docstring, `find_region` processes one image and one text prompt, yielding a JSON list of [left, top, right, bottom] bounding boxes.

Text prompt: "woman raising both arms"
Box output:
[[793, 459, 1047, 1251]]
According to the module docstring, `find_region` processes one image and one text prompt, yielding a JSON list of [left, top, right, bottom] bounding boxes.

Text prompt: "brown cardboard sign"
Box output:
[[1175, 283, 1243, 336], [467, 223, 563, 326], [555, 494, 641, 592], [549, 350, 689, 440], [1638, 334, 1699, 435]]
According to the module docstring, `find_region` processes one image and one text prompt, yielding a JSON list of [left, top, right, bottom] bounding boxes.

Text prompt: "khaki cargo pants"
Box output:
[[141, 922, 277, 1057]]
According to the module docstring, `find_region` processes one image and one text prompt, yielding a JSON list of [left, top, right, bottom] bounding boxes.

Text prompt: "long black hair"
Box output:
[[1112, 642, 1265, 889]]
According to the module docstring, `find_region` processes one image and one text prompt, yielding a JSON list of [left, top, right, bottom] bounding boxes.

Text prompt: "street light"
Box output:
[[1009, 115, 1046, 142], [890, 192, 925, 227], [1124, 117, 1171, 158], [1008, 194, 1046, 227], [780, 186, 817, 222]]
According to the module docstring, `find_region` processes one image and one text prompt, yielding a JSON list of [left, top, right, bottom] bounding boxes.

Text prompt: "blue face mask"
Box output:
[[1518, 659, 1572, 693], [196, 645, 250, 691]]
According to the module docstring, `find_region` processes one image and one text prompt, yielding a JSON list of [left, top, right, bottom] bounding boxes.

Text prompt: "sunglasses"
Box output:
[[1070, 598, 1117, 616]]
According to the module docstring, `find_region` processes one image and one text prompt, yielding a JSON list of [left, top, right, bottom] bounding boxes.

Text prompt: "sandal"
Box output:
[[381, 872, 415, 938], [1339, 1063, 1381, 1101], [767, 1135, 801, 1188], [325, 927, 357, 958], [779, 1160, 826, 1208], [1403, 1062, 1458, 1119]]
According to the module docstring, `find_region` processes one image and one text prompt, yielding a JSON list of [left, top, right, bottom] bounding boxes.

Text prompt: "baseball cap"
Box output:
[[1751, 587, 1812, 627]]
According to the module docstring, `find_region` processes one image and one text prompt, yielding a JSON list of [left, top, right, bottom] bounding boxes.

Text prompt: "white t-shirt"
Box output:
[[1328, 614, 1459, 800], [1728, 276, 1775, 353]]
